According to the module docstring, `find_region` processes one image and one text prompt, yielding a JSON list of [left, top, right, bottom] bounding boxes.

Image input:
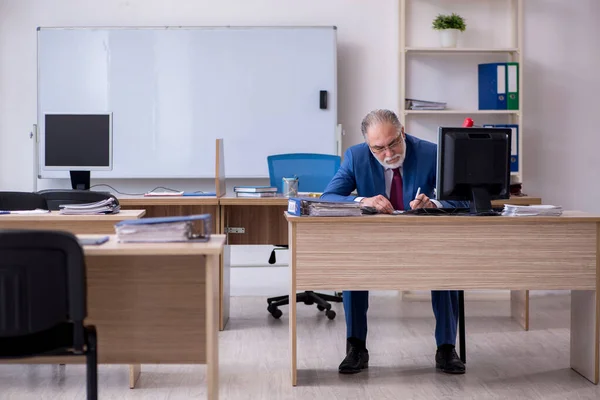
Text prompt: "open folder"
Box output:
[[114, 214, 211, 242]]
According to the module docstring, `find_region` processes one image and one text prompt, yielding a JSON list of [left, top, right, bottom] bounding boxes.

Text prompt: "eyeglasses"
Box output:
[[369, 135, 403, 154]]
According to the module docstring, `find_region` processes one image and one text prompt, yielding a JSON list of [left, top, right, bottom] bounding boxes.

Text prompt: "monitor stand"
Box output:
[[469, 187, 499, 216], [70, 171, 90, 190]]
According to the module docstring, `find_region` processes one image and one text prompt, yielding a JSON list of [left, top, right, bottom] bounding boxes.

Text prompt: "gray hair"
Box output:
[[360, 109, 402, 137]]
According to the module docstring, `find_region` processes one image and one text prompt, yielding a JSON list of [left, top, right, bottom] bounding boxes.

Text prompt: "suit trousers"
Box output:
[[343, 290, 459, 347]]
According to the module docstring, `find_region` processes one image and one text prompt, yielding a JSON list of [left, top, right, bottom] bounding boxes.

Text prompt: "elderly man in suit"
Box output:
[[321, 109, 467, 375]]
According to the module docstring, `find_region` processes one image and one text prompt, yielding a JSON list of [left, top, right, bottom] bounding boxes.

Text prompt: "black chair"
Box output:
[[267, 246, 342, 320], [0, 230, 97, 399], [0, 191, 47, 210], [37, 189, 116, 210]]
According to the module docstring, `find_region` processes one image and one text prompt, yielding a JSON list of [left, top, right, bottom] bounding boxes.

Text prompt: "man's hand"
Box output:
[[410, 193, 437, 209], [360, 195, 394, 214]]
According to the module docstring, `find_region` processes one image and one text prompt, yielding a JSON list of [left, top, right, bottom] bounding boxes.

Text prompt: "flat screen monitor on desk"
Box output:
[[44, 113, 112, 190], [436, 126, 511, 215]]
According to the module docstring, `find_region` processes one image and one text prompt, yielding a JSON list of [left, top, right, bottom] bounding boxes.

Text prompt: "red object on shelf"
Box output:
[[463, 117, 474, 127]]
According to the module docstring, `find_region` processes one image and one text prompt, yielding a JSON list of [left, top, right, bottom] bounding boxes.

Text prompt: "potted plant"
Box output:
[[432, 13, 466, 48]]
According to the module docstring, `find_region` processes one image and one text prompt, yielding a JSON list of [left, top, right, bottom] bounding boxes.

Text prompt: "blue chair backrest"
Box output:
[[267, 153, 341, 193]]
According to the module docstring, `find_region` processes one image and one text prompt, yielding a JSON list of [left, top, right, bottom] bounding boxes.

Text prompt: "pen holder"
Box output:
[[282, 177, 299, 197]]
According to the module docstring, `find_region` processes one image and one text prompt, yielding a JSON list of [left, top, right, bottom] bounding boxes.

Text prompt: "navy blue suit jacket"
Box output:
[[321, 134, 467, 209]]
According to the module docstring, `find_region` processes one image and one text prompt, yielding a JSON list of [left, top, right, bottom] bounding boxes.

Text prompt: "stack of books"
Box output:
[[287, 197, 362, 217], [233, 186, 278, 198], [405, 98, 447, 110], [59, 198, 120, 215], [502, 204, 563, 217], [114, 214, 211, 242]]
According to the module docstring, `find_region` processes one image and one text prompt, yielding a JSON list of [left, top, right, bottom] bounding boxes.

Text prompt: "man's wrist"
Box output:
[[354, 196, 365, 204], [430, 199, 442, 208]]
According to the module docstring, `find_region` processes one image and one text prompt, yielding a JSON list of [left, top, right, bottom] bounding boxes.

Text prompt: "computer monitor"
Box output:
[[43, 113, 112, 190], [436, 126, 511, 215]]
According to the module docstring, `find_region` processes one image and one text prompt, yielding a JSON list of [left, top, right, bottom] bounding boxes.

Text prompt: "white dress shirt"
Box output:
[[354, 167, 443, 208]]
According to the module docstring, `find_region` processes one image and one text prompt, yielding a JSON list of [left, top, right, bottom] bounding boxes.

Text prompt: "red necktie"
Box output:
[[389, 168, 404, 210]]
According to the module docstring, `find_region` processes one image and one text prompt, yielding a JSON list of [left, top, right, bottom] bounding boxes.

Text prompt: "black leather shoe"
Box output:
[[435, 345, 465, 374], [339, 342, 369, 374]]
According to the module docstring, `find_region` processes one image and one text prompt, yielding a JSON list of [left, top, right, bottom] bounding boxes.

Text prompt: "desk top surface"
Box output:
[[117, 195, 219, 206], [219, 196, 289, 206], [220, 195, 542, 207], [79, 234, 226, 256], [285, 210, 600, 224], [0, 209, 145, 221]]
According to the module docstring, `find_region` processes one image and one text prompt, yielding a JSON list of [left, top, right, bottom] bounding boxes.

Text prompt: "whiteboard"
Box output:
[[37, 26, 338, 179]]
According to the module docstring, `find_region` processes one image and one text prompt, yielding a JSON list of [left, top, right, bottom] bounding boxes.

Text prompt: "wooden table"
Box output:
[[118, 196, 232, 332], [220, 196, 542, 246], [118, 196, 220, 233], [285, 211, 600, 386], [3, 234, 225, 399], [220, 196, 543, 327], [0, 210, 146, 233]]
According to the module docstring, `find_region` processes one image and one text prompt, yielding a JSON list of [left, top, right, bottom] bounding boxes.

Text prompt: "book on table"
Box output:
[[233, 186, 277, 193]]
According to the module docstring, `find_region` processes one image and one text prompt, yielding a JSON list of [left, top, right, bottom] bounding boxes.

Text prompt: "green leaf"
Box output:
[[432, 13, 466, 32]]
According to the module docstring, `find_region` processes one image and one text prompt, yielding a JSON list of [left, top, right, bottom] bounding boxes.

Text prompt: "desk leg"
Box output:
[[207, 254, 220, 400], [571, 290, 599, 384], [510, 290, 529, 331], [289, 223, 297, 386], [129, 364, 141, 389], [219, 245, 231, 331]]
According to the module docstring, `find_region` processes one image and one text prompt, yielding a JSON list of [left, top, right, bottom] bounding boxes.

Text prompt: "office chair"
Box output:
[[37, 189, 117, 210], [0, 230, 98, 399], [265, 153, 343, 320], [0, 191, 48, 210]]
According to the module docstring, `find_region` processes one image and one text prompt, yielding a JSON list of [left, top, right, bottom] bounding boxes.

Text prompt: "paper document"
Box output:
[[502, 204, 563, 216], [0, 209, 50, 215]]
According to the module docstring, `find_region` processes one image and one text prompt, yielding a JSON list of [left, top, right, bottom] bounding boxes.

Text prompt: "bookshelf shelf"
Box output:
[[404, 109, 519, 115], [405, 47, 519, 54], [399, 0, 524, 184]]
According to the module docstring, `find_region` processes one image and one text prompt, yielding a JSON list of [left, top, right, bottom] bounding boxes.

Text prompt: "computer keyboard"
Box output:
[[401, 207, 503, 216]]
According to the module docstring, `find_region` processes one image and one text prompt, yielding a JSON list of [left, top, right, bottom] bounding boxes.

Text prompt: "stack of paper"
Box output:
[[59, 198, 120, 215], [502, 204, 563, 217], [288, 198, 362, 217], [114, 214, 211, 242], [234, 186, 278, 198]]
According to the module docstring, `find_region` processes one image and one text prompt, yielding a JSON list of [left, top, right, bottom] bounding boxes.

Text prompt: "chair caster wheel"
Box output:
[[326, 310, 336, 320], [267, 305, 283, 319], [317, 305, 325, 311]]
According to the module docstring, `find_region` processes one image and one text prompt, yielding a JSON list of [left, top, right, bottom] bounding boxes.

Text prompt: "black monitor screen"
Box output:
[[44, 114, 111, 168], [437, 127, 511, 213]]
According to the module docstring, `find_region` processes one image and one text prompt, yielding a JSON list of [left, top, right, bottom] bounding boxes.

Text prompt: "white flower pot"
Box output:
[[439, 29, 460, 48]]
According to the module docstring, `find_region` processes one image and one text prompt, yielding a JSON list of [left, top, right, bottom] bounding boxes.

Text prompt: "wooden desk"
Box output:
[[3, 235, 225, 400], [0, 210, 146, 233], [220, 196, 542, 246], [285, 212, 600, 386], [219, 196, 543, 328], [118, 196, 231, 332], [118, 196, 220, 233]]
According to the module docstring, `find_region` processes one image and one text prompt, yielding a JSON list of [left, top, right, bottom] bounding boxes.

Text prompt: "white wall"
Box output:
[[522, 0, 600, 210], [0, 0, 398, 192], [1, 0, 599, 294]]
